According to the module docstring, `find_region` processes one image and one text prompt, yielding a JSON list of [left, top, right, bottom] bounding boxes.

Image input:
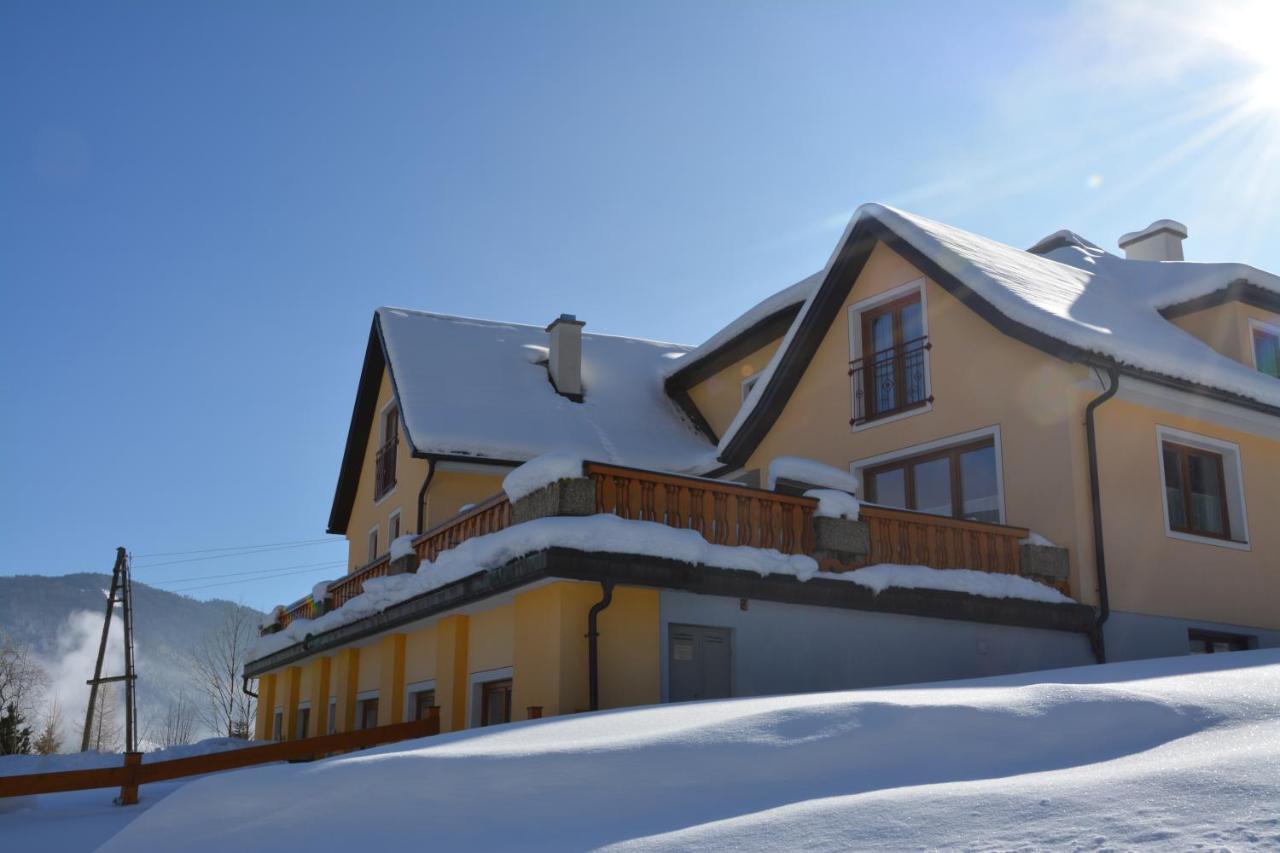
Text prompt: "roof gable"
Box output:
[[328, 309, 719, 533], [717, 204, 1280, 467]]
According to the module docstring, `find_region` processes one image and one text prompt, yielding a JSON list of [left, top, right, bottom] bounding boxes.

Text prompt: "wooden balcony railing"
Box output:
[[854, 504, 1027, 575], [329, 554, 390, 610], [266, 460, 1054, 634], [586, 462, 816, 554], [415, 493, 512, 562], [374, 435, 397, 500]]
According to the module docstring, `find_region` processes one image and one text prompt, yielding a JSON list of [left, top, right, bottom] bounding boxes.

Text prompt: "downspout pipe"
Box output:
[[416, 458, 437, 534], [241, 675, 258, 699], [586, 580, 615, 712], [1085, 364, 1121, 663]]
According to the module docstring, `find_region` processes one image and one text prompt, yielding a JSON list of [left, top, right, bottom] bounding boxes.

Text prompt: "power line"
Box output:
[[166, 564, 345, 595], [132, 539, 345, 571], [145, 558, 349, 588], [132, 537, 334, 559]]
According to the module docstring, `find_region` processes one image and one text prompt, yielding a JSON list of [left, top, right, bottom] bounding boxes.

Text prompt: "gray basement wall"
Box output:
[[658, 590, 1096, 701]]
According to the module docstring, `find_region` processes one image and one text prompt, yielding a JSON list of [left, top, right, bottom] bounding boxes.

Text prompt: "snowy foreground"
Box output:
[[9, 651, 1280, 852]]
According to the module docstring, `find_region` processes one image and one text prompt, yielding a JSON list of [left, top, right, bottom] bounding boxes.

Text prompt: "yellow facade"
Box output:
[[341, 368, 506, 572], [687, 338, 784, 438], [716, 241, 1280, 626], [266, 232, 1278, 746], [256, 581, 660, 739]]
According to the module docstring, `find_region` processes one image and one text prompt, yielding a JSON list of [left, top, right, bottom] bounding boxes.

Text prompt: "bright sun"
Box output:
[[1204, 2, 1280, 115]]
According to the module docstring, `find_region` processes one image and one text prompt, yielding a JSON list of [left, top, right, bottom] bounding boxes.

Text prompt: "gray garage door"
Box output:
[[668, 624, 732, 702]]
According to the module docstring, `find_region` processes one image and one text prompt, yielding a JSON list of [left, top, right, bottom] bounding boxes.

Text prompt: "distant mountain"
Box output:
[[0, 573, 264, 745]]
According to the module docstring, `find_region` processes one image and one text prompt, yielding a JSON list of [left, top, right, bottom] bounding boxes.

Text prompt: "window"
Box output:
[[367, 526, 379, 562], [388, 510, 401, 543], [1162, 442, 1230, 539], [853, 292, 929, 424], [411, 689, 436, 721], [326, 698, 336, 735], [1156, 427, 1249, 549], [357, 695, 379, 730], [375, 403, 399, 500], [1251, 320, 1280, 378], [1189, 629, 1252, 654], [295, 705, 311, 740], [271, 709, 282, 742], [863, 438, 1001, 522], [480, 679, 512, 727]]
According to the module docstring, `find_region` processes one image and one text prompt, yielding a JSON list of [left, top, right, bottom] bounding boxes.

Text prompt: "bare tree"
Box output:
[[191, 605, 256, 739], [79, 682, 121, 753], [34, 698, 63, 755], [157, 693, 198, 748], [0, 632, 47, 721]]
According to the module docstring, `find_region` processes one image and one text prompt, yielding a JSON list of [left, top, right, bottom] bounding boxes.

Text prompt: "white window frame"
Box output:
[[847, 277, 932, 432], [405, 679, 437, 722], [355, 689, 380, 730], [740, 372, 761, 403], [294, 700, 311, 739], [1155, 425, 1250, 551], [467, 666, 514, 728], [1247, 317, 1280, 377], [326, 696, 337, 735], [367, 524, 379, 563], [849, 425, 1007, 524], [388, 509, 402, 543]]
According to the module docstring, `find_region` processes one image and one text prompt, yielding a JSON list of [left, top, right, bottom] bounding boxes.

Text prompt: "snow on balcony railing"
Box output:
[[263, 461, 1044, 635]]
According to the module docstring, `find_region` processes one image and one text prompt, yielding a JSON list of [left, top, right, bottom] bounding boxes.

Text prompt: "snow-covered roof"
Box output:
[[662, 271, 820, 380], [718, 203, 1280, 459], [378, 308, 717, 471]]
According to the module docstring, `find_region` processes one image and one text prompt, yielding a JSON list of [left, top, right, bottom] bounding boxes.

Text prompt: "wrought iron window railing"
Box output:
[[850, 335, 932, 426], [374, 435, 397, 500]]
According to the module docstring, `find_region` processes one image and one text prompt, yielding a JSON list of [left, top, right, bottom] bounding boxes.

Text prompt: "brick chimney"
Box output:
[[1118, 219, 1188, 261], [546, 314, 585, 400]]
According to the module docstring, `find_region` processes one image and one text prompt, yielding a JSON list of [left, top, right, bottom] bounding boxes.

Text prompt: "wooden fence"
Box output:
[[0, 712, 439, 806]]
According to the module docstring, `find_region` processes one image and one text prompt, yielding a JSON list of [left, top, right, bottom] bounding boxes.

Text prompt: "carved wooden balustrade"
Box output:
[[854, 505, 1027, 575], [267, 461, 1049, 632], [585, 463, 816, 555]]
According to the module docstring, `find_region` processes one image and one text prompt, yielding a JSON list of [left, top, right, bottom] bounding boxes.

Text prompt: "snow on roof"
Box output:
[[662, 271, 821, 379], [1119, 218, 1188, 248], [377, 308, 716, 472], [719, 203, 1280, 456]]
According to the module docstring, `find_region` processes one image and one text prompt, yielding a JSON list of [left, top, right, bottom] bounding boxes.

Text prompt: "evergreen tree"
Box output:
[[0, 702, 33, 755]]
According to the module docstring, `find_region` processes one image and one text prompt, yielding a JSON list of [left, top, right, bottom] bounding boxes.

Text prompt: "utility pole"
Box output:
[[81, 547, 139, 753]]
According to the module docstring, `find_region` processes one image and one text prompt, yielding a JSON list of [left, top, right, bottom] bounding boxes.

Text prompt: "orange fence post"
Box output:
[[117, 751, 141, 806]]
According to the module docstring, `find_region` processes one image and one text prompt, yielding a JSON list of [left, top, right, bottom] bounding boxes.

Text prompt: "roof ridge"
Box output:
[[375, 306, 694, 349]]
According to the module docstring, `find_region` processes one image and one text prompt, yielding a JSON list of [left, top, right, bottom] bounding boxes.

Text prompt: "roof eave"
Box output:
[[716, 213, 1280, 468], [327, 314, 401, 535]]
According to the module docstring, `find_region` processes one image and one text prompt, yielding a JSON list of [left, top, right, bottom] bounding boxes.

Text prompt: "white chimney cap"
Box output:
[[1118, 219, 1188, 261]]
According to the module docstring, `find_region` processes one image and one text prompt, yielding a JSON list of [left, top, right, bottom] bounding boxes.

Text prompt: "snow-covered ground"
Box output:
[[7, 650, 1275, 851], [0, 738, 255, 852]]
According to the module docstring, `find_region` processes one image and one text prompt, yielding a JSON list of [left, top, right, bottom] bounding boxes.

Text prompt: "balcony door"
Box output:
[[855, 291, 929, 424]]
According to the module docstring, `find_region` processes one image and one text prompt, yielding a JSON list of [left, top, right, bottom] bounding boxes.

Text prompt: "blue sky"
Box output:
[[3, 1, 1278, 611]]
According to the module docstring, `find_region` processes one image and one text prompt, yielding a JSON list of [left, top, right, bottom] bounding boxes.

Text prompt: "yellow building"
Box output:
[[247, 205, 1280, 742]]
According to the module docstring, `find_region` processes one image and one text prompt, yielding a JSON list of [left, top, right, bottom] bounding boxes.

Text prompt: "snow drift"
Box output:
[[95, 650, 1280, 852]]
